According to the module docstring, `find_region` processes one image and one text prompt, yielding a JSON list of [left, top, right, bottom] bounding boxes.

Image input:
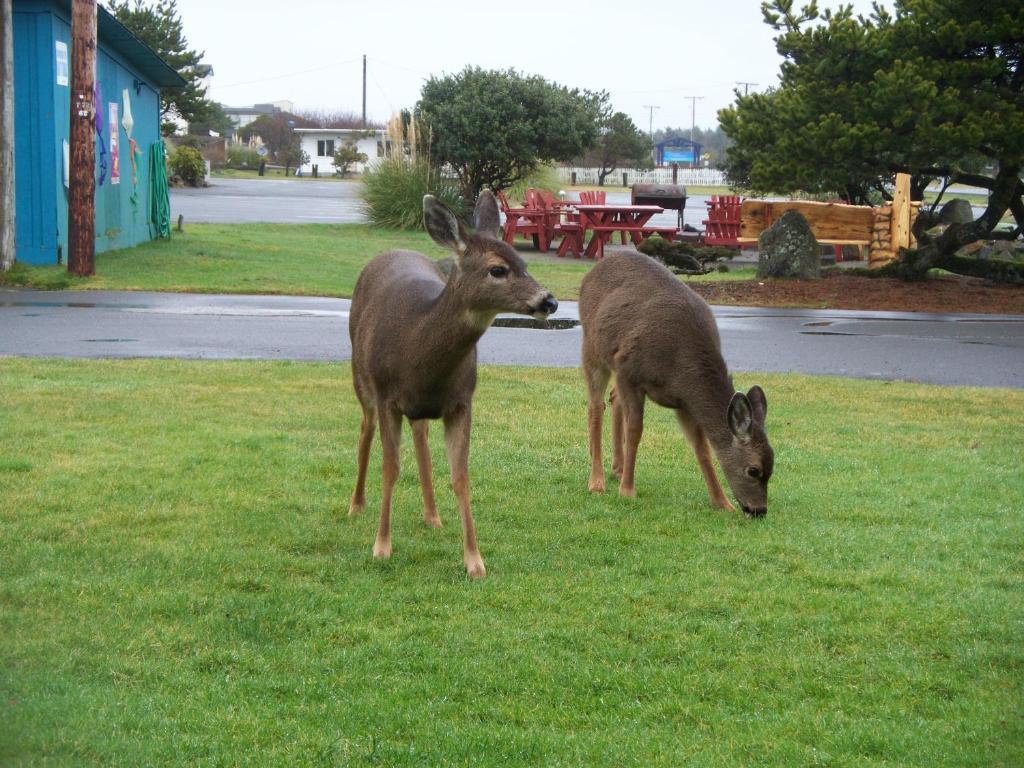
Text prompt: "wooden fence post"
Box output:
[[891, 172, 912, 253]]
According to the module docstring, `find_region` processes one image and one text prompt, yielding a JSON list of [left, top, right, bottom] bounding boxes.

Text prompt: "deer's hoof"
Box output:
[[372, 540, 392, 559], [424, 513, 442, 529], [348, 498, 365, 517], [713, 498, 736, 512], [588, 476, 606, 493], [465, 557, 486, 579], [611, 465, 623, 479], [619, 485, 637, 499]]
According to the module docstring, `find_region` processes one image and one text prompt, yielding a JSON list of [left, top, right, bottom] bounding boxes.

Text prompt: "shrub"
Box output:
[[170, 146, 205, 187], [637, 235, 735, 274], [363, 154, 465, 230], [333, 145, 368, 177], [226, 145, 262, 170]]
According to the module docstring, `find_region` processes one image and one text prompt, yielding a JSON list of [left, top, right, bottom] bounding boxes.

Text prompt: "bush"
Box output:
[[363, 155, 465, 230], [170, 146, 205, 187], [332, 145, 368, 177], [637, 235, 735, 274], [226, 145, 262, 170]]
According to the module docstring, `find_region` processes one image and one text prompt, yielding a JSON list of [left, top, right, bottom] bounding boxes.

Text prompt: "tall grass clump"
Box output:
[[362, 155, 464, 229], [362, 112, 465, 229], [504, 163, 562, 203]]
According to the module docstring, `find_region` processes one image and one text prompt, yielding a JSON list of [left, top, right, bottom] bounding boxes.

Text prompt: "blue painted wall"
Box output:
[[13, 0, 163, 265]]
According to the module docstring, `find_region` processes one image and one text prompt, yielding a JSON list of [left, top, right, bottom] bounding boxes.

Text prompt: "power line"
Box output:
[[216, 57, 362, 90], [735, 81, 758, 95]]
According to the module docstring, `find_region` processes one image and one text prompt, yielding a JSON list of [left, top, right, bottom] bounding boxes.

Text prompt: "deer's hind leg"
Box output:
[[411, 419, 440, 528], [373, 407, 403, 560], [349, 400, 376, 517], [675, 409, 735, 511], [583, 362, 611, 493]]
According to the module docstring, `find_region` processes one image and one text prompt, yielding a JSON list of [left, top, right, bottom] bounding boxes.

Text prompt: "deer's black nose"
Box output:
[[540, 295, 558, 315], [742, 505, 767, 519]]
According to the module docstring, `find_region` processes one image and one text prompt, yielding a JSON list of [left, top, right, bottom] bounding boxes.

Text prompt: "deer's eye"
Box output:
[[746, 467, 762, 479], [489, 266, 508, 279]]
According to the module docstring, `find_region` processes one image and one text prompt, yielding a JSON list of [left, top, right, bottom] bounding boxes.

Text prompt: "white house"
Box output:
[[295, 128, 390, 176]]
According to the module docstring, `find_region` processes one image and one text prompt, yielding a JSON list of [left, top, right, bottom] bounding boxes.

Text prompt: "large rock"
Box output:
[[938, 199, 975, 225], [757, 210, 821, 278]]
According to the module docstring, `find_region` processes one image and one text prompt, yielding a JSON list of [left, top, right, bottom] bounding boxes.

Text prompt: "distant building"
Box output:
[[294, 128, 390, 176], [12, 0, 185, 265], [221, 100, 294, 142]]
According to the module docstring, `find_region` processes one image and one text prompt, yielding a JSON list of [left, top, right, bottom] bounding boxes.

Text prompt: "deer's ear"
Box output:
[[728, 392, 753, 441], [473, 189, 501, 239], [746, 385, 767, 424], [423, 195, 468, 254]]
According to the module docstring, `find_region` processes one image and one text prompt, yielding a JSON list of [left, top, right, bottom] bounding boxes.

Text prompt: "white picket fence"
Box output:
[[557, 167, 727, 187]]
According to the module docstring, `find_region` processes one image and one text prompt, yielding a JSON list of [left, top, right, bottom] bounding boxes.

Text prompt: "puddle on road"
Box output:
[[82, 338, 139, 343], [492, 317, 579, 330], [802, 320, 834, 327]]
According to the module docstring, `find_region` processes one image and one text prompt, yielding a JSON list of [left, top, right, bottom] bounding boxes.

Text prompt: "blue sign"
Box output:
[[663, 147, 697, 164]]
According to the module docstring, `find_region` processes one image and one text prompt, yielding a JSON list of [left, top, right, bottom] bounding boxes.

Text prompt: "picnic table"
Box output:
[[573, 204, 669, 259]]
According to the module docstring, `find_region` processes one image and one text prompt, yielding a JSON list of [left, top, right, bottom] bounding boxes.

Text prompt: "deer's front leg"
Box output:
[[610, 386, 624, 479], [584, 364, 611, 493], [374, 408, 403, 559], [443, 405, 485, 579], [616, 384, 645, 498], [675, 409, 735, 511], [411, 419, 441, 528]]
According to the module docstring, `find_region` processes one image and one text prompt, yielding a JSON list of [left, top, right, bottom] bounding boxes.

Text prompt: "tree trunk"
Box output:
[[893, 166, 1022, 283], [0, 0, 15, 272]]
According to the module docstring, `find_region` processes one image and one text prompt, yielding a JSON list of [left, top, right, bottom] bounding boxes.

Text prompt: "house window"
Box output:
[[317, 139, 335, 157]]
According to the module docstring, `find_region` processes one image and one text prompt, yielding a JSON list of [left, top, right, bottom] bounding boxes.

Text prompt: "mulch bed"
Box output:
[[688, 271, 1024, 315]]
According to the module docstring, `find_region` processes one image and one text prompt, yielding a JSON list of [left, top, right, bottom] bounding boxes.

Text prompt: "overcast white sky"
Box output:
[[171, 0, 888, 132]]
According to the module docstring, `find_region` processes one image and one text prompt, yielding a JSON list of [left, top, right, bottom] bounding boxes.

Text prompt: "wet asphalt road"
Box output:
[[2, 290, 1022, 388], [170, 177, 707, 229]]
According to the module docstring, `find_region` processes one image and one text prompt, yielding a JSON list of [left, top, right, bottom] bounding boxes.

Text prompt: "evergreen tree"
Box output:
[[107, 0, 217, 135]]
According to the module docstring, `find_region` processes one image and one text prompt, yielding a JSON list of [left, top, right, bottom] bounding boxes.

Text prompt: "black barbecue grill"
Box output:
[[631, 184, 688, 229]]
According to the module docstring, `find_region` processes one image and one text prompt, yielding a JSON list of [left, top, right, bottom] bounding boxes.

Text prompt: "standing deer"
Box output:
[[348, 191, 558, 577], [579, 250, 774, 516]]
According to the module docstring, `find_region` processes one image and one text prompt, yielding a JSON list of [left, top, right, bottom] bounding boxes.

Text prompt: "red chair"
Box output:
[[578, 190, 606, 205], [497, 190, 548, 251], [702, 195, 744, 247]]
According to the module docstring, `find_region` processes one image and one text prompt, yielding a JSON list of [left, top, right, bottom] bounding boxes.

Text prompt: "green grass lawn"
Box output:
[[210, 168, 355, 182], [0, 223, 754, 300], [1, 359, 1021, 765]]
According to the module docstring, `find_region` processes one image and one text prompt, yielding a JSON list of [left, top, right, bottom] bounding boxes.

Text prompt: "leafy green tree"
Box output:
[[277, 139, 308, 177], [186, 101, 233, 137], [583, 112, 653, 185], [237, 112, 311, 161], [719, 0, 1023, 281], [107, 0, 217, 136], [332, 145, 368, 177], [416, 67, 603, 204]]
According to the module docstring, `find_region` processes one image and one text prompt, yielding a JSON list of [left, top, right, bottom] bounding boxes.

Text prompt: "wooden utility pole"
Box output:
[[361, 54, 367, 129], [68, 0, 96, 276], [0, 0, 15, 272]]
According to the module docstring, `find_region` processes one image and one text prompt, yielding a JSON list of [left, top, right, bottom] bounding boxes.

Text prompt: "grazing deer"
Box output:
[[348, 191, 558, 577], [579, 250, 774, 516]]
